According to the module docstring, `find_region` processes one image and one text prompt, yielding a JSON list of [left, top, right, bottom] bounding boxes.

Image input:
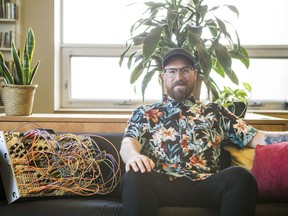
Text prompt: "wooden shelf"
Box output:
[[0, 0, 20, 61], [0, 18, 16, 23], [0, 113, 287, 133], [242, 112, 288, 131], [0, 113, 130, 133], [0, 48, 11, 51], [250, 110, 288, 120]]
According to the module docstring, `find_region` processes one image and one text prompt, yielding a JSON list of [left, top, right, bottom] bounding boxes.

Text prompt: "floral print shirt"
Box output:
[[123, 96, 258, 181]]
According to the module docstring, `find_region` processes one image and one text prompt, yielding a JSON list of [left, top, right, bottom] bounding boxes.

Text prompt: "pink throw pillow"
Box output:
[[251, 142, 288, 201]]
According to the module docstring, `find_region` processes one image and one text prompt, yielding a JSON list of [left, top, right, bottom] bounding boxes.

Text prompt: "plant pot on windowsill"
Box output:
[[1, 83, 38, 116], [227, 101, 248, 118], [0, 28, 40, 116], [214, 83, 252, 119]]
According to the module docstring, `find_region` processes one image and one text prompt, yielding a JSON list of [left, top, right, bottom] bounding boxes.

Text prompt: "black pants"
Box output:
[[121, 166, 258, 216]]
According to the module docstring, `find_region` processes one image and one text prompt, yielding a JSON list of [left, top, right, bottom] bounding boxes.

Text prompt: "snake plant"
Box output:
[[0, 28, 40, 85]]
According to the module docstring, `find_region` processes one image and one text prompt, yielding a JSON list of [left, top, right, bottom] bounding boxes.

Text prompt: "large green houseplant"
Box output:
[[120, 0, 249, 101], [0, 28, 40, 116]]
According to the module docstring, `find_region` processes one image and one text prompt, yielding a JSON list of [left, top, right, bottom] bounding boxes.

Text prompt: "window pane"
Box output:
[[206, 0, 288, 45], [70, 57, 288, 103], [70, 57, 162, 101], [63, 0, 288, 45], [211, 59, 288, 101], [62, 0, 148, 44]]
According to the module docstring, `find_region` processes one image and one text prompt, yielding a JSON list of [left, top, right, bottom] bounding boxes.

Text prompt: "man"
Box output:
[[120, 48, 288, 216]]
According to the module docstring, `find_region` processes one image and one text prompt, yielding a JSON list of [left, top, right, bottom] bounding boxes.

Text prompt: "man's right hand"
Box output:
[[125, 154, 155, 173], [120, 137, 155, 173]]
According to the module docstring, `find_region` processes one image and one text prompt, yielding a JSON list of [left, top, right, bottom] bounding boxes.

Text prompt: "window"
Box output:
[[59, 0, 162, 110], [58, 0, 288, 111]]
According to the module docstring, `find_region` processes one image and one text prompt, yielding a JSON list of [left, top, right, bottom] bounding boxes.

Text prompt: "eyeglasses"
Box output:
[[163, 66, 194, 78]]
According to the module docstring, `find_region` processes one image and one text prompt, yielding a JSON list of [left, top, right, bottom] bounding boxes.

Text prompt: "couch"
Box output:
[[0, 132, 287, 216]]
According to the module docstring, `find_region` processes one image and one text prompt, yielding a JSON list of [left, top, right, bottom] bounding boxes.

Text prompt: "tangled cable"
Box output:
[[5, 126, 121, 197]]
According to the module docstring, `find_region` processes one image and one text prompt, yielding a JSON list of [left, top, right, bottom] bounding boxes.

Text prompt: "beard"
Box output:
[[166, 81, 195, 102]]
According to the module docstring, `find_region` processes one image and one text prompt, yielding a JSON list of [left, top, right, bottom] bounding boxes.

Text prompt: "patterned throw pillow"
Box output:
[[251, 142, 288, 201]]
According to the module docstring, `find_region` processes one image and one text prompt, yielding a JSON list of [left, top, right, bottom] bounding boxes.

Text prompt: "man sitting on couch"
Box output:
[[120, 48, 288, 216]]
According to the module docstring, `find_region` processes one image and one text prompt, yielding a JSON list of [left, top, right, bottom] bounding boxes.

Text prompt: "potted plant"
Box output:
[[0, 28, 40, 116], [119, 0, 249, 101], [214, 82, 252, 118]]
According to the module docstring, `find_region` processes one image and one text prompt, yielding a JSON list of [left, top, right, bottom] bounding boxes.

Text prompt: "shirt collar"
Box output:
[[163, 94, 196, 108]]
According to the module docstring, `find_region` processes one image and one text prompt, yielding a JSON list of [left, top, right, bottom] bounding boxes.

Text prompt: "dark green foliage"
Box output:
[[0, 28, 40, 85], [119, 0, 249, 101]]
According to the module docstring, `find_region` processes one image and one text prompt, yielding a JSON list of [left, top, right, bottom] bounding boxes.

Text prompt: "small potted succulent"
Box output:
[[0, 28, 40, 116], [214, 82, 252, 118]]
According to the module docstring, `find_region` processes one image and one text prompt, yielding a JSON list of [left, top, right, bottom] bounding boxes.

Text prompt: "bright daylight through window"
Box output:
[[59, 0, 288, 111]]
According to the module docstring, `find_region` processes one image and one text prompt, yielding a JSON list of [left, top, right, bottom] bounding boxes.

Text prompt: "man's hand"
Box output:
[[125, 154, 155, 173], [120, 137, 155, 173]]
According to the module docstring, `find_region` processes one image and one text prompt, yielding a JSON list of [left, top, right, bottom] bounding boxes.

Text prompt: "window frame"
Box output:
[[56, 0, 288, 112], [61, 44, 159, 111]]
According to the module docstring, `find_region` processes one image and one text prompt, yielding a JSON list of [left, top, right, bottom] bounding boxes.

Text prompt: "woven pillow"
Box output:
[[251, 142, 288, 201]]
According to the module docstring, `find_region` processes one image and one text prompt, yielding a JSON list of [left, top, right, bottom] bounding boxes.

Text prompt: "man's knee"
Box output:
[[226, 166, 255, 181], [223, 166, 257, 191], [121, 170, 155, 193], [122, 170, 150, 184]]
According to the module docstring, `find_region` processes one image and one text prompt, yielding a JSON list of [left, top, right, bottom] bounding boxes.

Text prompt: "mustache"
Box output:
[[173, 81, 187, 87]]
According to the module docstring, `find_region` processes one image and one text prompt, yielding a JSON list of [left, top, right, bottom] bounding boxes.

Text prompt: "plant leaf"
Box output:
[[242, 82, 252, 92], [212, 59, 225, 78], [167, 9, 178, 31], [188, 25, 202, 47], [226, 69, 239, 85], [141, 69, 157, 101], [144, 1, 166, 9], [214, 43, 232, 73], [215, 17, 227, 36], [214, 43, 239, 85], [196, 41, 212, 78], [130, 62, 145, 84], [11, 39, 23, 84], [22, 52, 30, 85], [128, 51, 139, 69], [29, 61, 40, 85], [24, 28, 35, 61], [12, 65, 20, 84], [210, 5, 239, 17], [229, 45, 250, 68], [0, 52, 13, 84], [143, 26, 163, 63], [207, 77, 220, 99], [119, 43, 132, 66], [226, 5, 239, 17], [196, 4, 208, 22]]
